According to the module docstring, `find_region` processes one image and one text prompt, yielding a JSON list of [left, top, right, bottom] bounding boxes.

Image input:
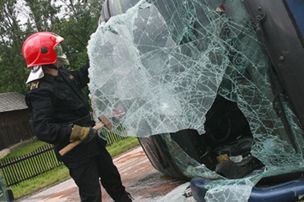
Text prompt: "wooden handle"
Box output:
[[59, 140, 81, 156], [59, 122, 105, 156], [93, 121, 105, 130]]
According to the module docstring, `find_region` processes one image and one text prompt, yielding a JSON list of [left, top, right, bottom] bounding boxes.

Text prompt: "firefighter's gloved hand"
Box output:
[[70, 124, 96, 143]]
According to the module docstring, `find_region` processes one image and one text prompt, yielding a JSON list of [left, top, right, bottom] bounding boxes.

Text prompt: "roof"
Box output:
[[0, 92, 28, 113]]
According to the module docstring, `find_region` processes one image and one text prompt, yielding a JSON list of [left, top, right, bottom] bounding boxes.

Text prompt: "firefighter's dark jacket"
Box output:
[[26, 64, 106, 168]]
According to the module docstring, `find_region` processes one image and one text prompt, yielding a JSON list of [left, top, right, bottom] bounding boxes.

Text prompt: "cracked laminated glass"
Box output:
[[88, 0, 304, 201]]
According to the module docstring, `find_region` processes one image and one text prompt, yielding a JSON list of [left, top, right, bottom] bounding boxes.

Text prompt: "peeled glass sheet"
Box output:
[[88, 0, 304, 201], [88, 0, 229, 136]]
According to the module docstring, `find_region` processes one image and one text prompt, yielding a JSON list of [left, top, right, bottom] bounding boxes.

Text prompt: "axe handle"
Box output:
[[59, 122, 105, 156]]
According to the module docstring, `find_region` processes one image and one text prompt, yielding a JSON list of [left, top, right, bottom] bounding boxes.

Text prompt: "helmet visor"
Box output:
[[55, 44, 65, 58], [55, 44, 70, 66]]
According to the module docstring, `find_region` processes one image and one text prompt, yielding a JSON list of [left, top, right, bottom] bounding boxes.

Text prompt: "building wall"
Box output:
[[0, 110, 33, 150]]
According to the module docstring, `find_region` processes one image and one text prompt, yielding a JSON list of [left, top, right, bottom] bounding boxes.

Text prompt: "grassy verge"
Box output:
[[7, 137, 139, 199], [4, 140, 47, 159], [10, 165, 70, 199], [107, 136, 140, 157]]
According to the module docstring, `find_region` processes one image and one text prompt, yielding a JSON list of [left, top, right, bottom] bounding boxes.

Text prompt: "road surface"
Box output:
[[18, 146, 194, 202]]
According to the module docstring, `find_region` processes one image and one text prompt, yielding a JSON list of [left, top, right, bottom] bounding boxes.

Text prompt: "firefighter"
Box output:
[[22, 32, 132, 202]]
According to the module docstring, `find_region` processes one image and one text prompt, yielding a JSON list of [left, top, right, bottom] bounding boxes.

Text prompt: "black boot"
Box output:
[[115, 192, 133, 202]]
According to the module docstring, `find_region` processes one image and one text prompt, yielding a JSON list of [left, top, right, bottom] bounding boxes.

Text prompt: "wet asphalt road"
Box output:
[[18, 146, 190, 202]]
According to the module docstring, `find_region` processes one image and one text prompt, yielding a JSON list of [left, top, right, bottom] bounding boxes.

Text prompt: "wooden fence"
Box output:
[[0, 133, 126, 186], [103, 130, 127, 145], [0, 144, 62, 186]]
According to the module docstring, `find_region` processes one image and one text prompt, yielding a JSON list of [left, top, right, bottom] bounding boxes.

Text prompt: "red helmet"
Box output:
[[22, 32, 64, 68]]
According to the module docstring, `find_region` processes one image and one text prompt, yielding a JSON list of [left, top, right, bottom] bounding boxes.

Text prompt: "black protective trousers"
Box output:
[[67, 145, 127, 202]]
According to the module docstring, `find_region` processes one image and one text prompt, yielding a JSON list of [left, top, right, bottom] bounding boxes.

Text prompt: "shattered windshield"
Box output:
[[88, 0, 304, 201]]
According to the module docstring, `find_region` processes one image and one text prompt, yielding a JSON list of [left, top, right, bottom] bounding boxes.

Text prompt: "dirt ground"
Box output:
[[18, 146, 187, 202]]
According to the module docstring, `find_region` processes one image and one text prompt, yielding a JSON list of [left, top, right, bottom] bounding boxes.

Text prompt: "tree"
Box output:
[[52, 0, 103, 67], [0, 0, 28, 93], [0, 0, 103, 93], [24, 0, 60, 31]]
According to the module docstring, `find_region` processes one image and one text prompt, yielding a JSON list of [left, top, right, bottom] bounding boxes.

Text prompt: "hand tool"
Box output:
[[59, 115, 112, 156]]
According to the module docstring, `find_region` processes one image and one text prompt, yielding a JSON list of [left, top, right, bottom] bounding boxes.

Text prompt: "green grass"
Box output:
[[107, 136, 140, 157], [7, 137, 139, 199], [4, 140, 48, 159], [10, 165, 70, 199]]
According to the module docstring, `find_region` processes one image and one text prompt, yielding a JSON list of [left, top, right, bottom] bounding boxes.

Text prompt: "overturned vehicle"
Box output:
[[0, 176, 13, 202], [88, 0, 304, 201]]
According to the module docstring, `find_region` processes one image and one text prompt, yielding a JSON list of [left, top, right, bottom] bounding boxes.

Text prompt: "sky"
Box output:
[[15, 0, 32, 24], [15, 0, 68, 25]]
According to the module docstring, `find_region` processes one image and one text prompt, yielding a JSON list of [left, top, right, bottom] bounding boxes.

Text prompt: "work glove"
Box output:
[[69, 124, 96, 143]]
